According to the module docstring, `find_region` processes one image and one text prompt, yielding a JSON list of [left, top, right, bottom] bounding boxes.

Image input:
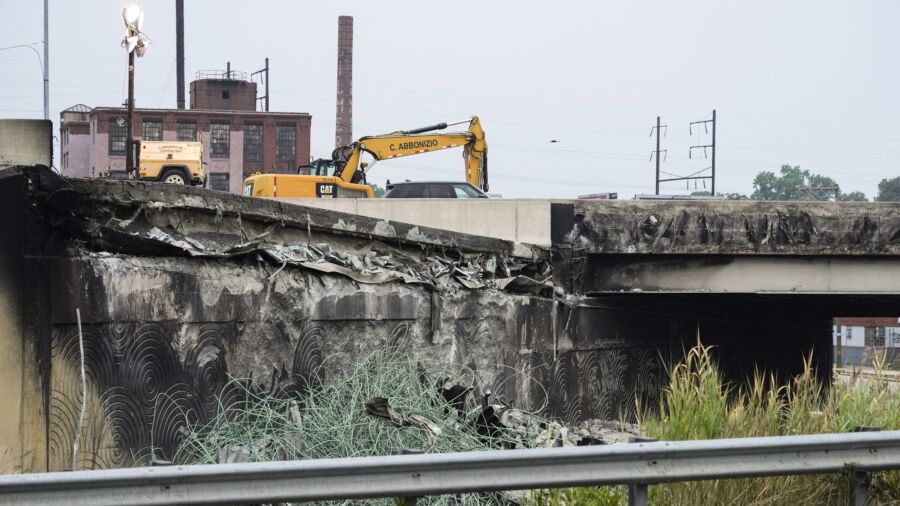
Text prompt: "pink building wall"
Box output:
[[59, 106, 311, 194]]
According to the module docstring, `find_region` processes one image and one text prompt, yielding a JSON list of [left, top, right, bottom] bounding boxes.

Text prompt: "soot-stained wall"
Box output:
[[30, 254, 676, 471], [4, 167, 851, 474]]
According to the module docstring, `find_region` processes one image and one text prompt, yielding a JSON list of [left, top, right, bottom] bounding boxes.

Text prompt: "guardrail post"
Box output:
[[628, 436, 657, 506], [397, 448, 424, 506], [629, 482, 648, 506], [850, 470, 868, 506], [848, 427, 879, 506]]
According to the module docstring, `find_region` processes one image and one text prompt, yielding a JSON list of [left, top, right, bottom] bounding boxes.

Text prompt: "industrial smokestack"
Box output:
[[335, 15, 353, 148], [176, 0, 185, 109]]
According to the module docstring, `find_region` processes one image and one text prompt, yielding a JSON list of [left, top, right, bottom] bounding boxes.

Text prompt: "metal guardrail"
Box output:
[[1, 430, 899, 505]]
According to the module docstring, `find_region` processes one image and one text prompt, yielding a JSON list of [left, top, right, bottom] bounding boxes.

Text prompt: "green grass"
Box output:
[[530, 343, 900, 505], [172, 343, 900, 505]]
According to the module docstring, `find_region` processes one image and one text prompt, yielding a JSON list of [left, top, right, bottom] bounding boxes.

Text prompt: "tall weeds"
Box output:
[[639, 343, 900, 505], [531, 343, 900, 505], [174, 343, 900, 505]]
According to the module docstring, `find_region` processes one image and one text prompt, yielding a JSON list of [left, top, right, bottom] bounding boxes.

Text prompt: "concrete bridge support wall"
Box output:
[[2, 167, 897, 473]]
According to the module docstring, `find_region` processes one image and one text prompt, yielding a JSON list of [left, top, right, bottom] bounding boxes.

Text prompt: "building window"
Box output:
[[276, 125, 296, 163], [864, 328, 885, 348], [210, 123, 230, 158], [222, 90, 230, 100], [177, 121, 197, 141], [208, 173, 229, 192], [874, 327, 886, 347], [244, 124, 263, 162], [109, 120, 127, 155], [142, 120, 162, 141]]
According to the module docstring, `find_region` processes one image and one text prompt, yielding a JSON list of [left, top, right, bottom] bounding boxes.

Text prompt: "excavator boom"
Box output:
[[338, 116, 487, 191]]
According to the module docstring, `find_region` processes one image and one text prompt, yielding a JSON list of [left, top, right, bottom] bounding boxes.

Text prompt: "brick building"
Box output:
[[59, 73, 311, 194], [833, 317, 900, 367]]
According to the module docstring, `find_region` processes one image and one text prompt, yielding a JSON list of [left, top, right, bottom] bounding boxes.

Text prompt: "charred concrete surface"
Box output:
[[4, 167, 898, 473], [560, 199, 900, 256], [551, 199, 900, 400], [3, 166, 677, 473], [551, 200, 900, 296]]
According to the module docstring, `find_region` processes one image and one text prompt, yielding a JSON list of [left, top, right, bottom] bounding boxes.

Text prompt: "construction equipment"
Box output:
[[136, 140, 205, 186], [242, 116, 487, 198]]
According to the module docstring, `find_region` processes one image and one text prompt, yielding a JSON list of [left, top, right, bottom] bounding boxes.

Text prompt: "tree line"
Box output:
[[691, 165, 900, 202]]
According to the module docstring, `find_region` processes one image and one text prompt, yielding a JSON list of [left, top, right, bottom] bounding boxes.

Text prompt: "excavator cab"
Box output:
[[306, 158, 335, 177]]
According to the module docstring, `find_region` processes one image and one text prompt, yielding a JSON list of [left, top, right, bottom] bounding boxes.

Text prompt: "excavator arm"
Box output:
[[336, 116, 488, 191]]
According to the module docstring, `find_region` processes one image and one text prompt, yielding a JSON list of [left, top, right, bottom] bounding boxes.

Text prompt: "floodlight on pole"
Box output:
[[123, 5, 143, 32], [122, 5, 150, 57], [121, 5, 150, 179]]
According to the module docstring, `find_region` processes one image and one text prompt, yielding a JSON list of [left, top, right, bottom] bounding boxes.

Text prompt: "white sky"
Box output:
[[2, 1, 899, 198]]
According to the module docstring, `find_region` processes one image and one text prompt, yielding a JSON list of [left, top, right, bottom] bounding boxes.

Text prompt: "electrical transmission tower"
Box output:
[[652, 110, 717, 195], [650, 116, 667, 195]]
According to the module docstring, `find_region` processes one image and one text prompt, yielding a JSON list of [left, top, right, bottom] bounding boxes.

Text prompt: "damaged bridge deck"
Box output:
[[6, 167, 640, 474], [4, 165, 899, 474], [552, 200, 900, 296]]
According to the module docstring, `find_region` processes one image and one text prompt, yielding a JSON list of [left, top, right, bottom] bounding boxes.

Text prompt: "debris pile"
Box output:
[[173, 348, 637, 470], [475, 396, 638, 449]]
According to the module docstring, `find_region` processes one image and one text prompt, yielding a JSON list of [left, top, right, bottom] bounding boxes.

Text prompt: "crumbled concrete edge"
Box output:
[[60, 171, 547, 260], [22, 166, 553, 296], [569, 199, 900, 255]]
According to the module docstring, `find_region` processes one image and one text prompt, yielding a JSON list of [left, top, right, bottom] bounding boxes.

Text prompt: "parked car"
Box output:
[[383, 181, 489, 198]]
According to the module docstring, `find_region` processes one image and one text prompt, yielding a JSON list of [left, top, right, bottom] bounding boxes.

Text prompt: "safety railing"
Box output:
[[1, 430, 898, 505]]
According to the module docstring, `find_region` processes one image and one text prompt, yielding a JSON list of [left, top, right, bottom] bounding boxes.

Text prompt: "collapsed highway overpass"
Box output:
[[1, 165, 898, 473]]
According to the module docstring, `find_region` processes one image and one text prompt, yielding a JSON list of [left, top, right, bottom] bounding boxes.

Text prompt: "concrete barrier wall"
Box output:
[[277, 198, 560, 246], [0, 168, 43, 473], [0, 119, 52, 168]]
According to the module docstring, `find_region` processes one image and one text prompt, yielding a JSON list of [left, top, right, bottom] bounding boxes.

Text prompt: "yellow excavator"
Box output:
[[242, 116, 487, 198]]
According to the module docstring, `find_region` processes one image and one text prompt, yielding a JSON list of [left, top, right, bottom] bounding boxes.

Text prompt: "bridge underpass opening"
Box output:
[[578, 293, 900, 385]]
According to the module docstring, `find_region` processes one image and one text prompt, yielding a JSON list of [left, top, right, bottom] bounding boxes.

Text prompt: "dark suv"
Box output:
[[383, 181, 489, 198]]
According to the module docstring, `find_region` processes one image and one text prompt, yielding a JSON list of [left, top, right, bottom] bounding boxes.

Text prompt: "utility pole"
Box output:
[[251, 58, 269, 112], [43, 0, 49, 120], [649, 116, 667, 195], [711, 109, 716, 195], [834, 318, 843, 368], [126, 49, 135, 176]]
